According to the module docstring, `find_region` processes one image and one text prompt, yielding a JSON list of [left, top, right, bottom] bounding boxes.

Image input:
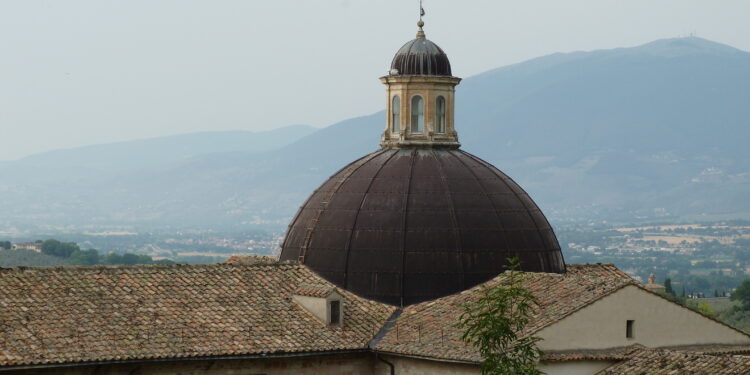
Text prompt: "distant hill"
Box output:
[[1, 37, 749, 232], [0, 125, 317, 184]]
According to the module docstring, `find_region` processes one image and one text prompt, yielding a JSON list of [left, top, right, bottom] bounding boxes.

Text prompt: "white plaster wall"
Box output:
[[373, 356, 611, 375], [375, 355, 479, 375], [538, 360, 615, 375], [537, 285, 750, 351], [292, 295, 327, 322]]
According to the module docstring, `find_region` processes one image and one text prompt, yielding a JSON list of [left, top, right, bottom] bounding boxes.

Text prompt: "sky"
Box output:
[[1, 0, 749, 161]]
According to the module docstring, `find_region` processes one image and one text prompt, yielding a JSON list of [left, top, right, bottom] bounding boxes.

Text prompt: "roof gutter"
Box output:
[[373, 350, 481, 366], [0, 349, 370, 372]]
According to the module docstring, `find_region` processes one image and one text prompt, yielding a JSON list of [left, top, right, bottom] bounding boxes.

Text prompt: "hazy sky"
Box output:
[[1, 0, 749, 160]]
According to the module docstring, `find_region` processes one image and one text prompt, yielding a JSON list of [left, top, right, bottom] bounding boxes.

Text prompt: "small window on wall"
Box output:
[[391, 96, 400, 132], [330, 300, 341, 325], [626, 320, 635, 339], [411, 95, 424, 133], [436, 96, 446, 133]]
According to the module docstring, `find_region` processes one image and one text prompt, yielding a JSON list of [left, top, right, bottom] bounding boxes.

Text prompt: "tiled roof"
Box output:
[[598, 348, 750, 374], [542, 345, 641, 362], [373, 264, 635, 362], [2, 262, 744, 370], [543, 344, 750, 362], [0, 264, 395, 368], [294, 284, 337, 298], [222, 255, 278, 265]]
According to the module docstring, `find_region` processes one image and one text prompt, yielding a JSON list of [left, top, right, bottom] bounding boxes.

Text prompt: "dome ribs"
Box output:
[[390, 39, 452, 76], [447, 150, 514, 281], [342, 150, 399, 291], [279, 149, 566, 306], [399, 148, 418, 307], [457, 151, 566, 273], [430, 149, 466, 294], [295, 150, 387, 264]]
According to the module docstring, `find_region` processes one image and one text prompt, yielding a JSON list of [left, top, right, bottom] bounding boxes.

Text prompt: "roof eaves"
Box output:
[[0, 349, 372, 373], [372, 350, 481, 366]]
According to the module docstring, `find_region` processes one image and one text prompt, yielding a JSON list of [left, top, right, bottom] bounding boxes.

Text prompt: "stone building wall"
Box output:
[[538, 360, 616, 375], [0, 353, 374, 375], [374, 355, 478, 375]]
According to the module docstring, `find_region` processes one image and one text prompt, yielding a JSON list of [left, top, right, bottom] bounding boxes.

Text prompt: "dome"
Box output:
[[280, 148, 565, 306], [390, 36, 452, 76]]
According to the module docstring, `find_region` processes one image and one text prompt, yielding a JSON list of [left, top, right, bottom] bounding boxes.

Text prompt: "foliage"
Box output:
[[0, 250, 69, 267], [68, 249, 101, 266], [0, 241, 11, 250], [664, 278, 674, 295], [723, 310, 750, 333], [5, 238, 171, 266], [458, 258, 543, 375], [730, 280, 750, 311], [41, 239, 80, 258], [695, 302, 717, 318], [102, 252, 162, 265]]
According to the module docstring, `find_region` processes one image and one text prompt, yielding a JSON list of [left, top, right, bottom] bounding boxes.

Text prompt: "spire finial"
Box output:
[[417, 0, 426, 39]]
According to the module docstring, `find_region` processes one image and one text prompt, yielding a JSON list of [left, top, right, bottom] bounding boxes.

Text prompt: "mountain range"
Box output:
[[1, 37, 749, 233]]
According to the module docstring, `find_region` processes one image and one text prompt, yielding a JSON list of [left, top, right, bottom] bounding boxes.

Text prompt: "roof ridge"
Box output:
[[0, 261, 299, 273]]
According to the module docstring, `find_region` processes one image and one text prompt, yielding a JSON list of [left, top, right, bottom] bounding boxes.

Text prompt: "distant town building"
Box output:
[[10, 242, 42, 253], [643, 273, 667, 294]]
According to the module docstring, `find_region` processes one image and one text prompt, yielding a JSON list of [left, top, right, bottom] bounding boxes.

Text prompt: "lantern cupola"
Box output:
[[380, 20, 461, 149]]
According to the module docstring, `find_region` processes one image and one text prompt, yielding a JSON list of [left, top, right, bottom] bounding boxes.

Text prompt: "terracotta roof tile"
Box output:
[[3, 262, 742, 369], [222, 255, 278, 265], [294, 284, 337, 298], [0, 264, 395, 367], [542, 345, 642, 362], [598, 348, 750, 374], [374, 264, 635, 362]]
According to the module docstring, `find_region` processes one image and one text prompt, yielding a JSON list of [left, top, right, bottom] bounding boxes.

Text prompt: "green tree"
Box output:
[[695, 302, 717, 318], [41, 239, 80, 258], [0, 241, 11, 250], [458, 258, 543, 375], [121, 253, 140, 265], [137, 254, 154, 264], [664, 278, 674, 295], [731, 280, 750, 311], [103, 253, 123, 265], [68, 249, 101, 266]]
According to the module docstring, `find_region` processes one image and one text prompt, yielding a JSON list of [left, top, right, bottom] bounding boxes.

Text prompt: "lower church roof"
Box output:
[[0, 263, 395, 368], [373, 264, 636, 363], [0, 262, 747, 370], [598, 347, 750, 375]]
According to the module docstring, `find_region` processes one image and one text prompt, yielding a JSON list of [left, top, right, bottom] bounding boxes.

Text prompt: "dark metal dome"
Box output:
[[390, 37, 452, 76], [280, 148, 565, 306]]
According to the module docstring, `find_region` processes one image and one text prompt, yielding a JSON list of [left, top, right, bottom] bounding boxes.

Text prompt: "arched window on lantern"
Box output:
[[392, 96, 401, 133], [435, 96, 446, 133], [411, 95, 424, 133]]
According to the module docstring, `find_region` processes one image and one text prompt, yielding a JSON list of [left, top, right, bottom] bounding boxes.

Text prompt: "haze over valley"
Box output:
[[1, 36, 749, 237]]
